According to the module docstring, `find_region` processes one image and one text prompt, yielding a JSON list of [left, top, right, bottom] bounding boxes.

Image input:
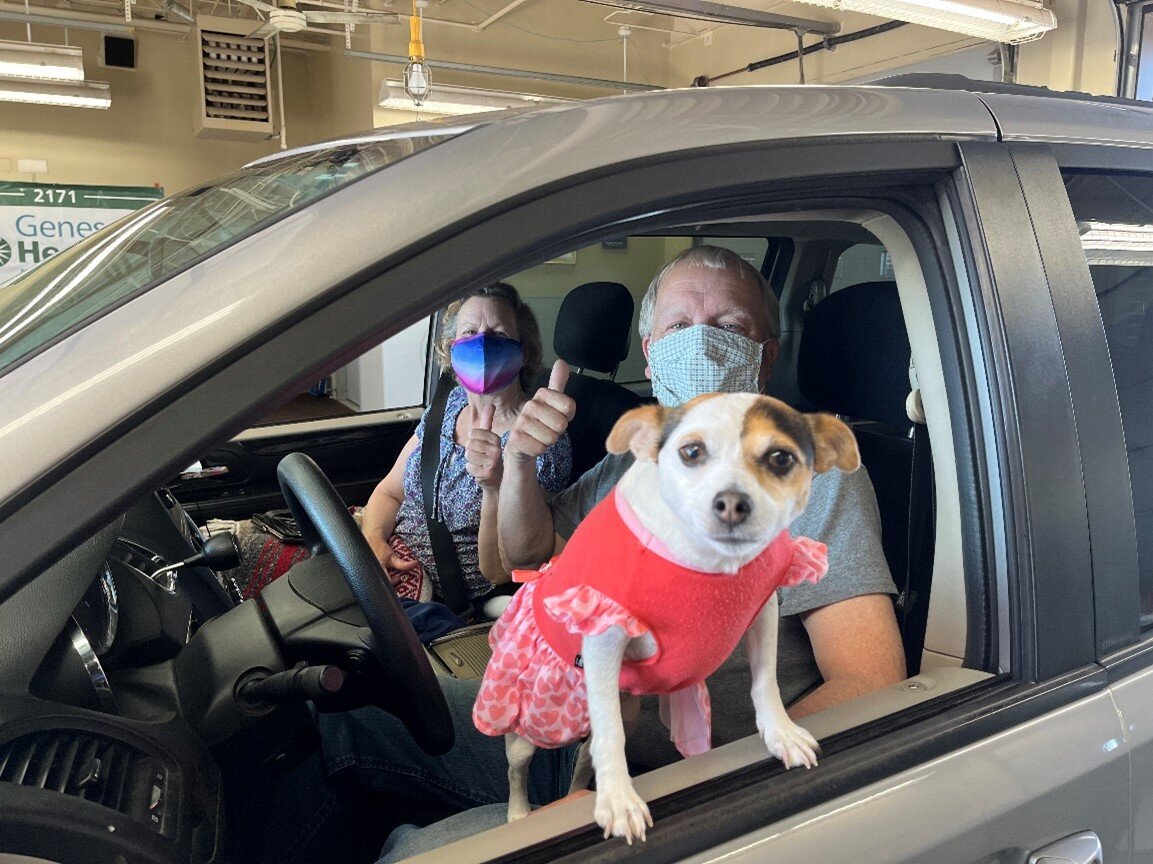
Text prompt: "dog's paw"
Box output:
[[594, 783, 653, 844], [507, 800, 531, 822], [762, 721, 820, 770]]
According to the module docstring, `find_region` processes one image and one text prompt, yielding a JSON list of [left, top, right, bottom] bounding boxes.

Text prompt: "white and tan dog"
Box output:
[[473, 393, 860, 842]]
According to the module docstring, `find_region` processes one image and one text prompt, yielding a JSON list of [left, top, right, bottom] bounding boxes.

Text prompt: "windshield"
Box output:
[[0, 130, 462, 374]]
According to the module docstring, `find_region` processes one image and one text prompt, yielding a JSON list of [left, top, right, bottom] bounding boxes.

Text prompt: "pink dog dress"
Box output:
[[472, 488, 828, 756]]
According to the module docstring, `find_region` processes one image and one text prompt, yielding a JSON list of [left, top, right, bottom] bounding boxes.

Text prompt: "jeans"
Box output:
[[376, 804, 511, 863], [262, 676, 579, 863]]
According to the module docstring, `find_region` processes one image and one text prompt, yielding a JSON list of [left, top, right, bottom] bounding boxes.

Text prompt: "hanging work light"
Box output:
[[403, 0, 431, 107]]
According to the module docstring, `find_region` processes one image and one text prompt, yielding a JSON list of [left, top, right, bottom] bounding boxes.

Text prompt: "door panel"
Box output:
[[1111, 662, 1153, 863], [169, 415, 417, 520], [676, 689, 1128, 864]]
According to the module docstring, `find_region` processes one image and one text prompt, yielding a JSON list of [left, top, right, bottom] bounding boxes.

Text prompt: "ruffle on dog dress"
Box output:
[[472, 490, 828, 756]]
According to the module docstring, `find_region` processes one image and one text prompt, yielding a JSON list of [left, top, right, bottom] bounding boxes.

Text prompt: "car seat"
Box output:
[[535, 281, 642, 480], [796, 280, 935, 675]]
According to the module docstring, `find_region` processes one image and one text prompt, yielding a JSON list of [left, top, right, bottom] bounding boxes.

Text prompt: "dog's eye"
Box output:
[[764, 449, 796, 475], [678, 442, 707, 466]]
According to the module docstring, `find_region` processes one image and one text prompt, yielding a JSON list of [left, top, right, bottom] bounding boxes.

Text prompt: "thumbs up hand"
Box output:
[[548, 359, 570, 394], [505, 360, 576, 464], [466, 403, 504, 490]]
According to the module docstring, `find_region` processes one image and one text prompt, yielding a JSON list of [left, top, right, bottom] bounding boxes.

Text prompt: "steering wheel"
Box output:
[[276, 452, 454, 755]]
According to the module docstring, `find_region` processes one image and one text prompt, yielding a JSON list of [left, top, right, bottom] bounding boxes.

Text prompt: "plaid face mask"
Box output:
[[648, 324, 763, 407]]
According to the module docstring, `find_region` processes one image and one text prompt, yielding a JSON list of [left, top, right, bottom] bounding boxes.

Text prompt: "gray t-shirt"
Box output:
[[550, 451, 896, 767]]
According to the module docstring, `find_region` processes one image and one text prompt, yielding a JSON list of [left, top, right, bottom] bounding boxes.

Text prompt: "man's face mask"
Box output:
[[450, 333, 525, 395], [647, 324, 763, 407]]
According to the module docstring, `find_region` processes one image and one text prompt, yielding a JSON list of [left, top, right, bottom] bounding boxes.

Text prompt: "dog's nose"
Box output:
[[712, 490, 752, 526]]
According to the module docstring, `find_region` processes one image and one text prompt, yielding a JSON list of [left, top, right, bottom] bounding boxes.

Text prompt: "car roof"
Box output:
[[262, 78, 1153, 166]]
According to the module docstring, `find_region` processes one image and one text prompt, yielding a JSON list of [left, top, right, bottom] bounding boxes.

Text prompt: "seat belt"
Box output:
[[901, 387, 936, 676], [420, 373, 472, 616]]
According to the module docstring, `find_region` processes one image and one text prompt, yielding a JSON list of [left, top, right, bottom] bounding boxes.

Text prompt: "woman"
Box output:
[[361, 283, 571, 615]]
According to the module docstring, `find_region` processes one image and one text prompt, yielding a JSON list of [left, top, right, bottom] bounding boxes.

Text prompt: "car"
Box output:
[[1, 74, 1152, 864]]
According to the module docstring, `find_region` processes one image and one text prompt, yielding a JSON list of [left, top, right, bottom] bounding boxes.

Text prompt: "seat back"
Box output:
[[797, 280, 934, 674], [536, 282, 642, 480]]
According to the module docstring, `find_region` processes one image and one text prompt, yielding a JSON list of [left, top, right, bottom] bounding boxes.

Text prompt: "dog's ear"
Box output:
[[606, 405, 667, 461], [805, 413, 861, 474]]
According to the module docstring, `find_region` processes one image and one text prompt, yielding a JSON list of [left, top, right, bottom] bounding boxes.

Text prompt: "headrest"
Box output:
[[797, 281, 911, 428], [554, 282, 634, 374]]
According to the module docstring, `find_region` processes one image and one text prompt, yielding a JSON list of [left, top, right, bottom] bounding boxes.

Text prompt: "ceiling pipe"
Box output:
[[693, 20, 906, 86], [583, 0, 837, 36], [475, 0, 535, 30], [346, 47, 663, 91]]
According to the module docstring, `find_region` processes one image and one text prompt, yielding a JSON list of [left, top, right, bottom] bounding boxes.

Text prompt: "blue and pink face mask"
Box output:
[[450, 333, 525, 395]]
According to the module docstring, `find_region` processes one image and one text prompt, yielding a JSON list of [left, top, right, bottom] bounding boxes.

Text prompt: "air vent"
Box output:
[[0, 731, 170, 834], [194, 15, 276, 142]]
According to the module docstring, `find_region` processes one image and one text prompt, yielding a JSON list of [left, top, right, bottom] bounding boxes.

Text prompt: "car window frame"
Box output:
[[519, 142, 1108, 864]]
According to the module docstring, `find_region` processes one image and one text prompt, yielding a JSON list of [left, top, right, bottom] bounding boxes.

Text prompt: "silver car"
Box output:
[[0, 77, 1151, 864]]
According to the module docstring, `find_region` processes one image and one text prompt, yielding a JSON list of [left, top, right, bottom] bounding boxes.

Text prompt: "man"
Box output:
[[269, 246, 904, 863], [501, 245, 904, 732]]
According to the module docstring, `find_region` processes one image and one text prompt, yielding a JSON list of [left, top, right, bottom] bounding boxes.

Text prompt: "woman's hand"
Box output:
[[367, 532, 420, 586], [466, 404, 504, 491]]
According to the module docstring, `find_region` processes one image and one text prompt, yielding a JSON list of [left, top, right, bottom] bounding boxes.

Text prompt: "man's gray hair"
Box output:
[[638, 245, 781, 341]]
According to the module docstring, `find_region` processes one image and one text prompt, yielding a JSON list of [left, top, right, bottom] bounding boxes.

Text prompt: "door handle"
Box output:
[[1028, 831, 1102, 864], [179, 463, 230, 480]]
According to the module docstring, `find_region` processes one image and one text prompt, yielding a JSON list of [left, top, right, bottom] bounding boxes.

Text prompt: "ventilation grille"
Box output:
[[201, 31, 269, 121], [194, 16, 276, 142], [0, 730, 169, 833]]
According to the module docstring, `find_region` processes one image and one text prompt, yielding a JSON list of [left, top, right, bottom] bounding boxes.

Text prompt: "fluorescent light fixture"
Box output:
[[0, 10, 131, 34], [583, 0, 839, 34], [378, 79, 569, 116], [0, 41, 85, 81], [786, 0, 1056, 43], [0, 75, 110, 108]]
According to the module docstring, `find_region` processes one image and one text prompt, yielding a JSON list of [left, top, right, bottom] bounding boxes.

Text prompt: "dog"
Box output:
[[472, 392, 861, 843]]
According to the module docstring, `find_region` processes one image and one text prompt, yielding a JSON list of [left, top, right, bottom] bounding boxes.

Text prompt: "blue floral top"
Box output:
[[395, 385, 572, 602]]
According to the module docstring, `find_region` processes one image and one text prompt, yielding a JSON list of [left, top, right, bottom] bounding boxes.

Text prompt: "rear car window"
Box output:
[[1064, 171, 1153, 628], [831, 242, 894, 292]]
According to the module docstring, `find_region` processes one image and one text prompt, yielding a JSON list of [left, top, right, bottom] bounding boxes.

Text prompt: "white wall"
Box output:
[[334, 318, 431, 412], [1017, 0, 1121, 95]]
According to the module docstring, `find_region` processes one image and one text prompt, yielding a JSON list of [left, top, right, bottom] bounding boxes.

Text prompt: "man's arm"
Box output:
[[499, 361, 575, 569], [781, 465, 906, 717], [788, 593, 906, 719]]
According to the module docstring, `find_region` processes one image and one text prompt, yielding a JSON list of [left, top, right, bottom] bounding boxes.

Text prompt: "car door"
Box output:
[[329, 130, 1129, 864], [640, 140, 1137, 864]]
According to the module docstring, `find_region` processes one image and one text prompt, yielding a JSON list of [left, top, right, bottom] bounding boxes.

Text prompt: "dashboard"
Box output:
[[30, 490, 235, 719], [0, 480, 409, 864], [0, 491, 239, 864]]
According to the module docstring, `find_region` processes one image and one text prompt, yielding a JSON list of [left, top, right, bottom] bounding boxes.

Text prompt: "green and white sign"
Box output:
[[0, 182, 164, 285]]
